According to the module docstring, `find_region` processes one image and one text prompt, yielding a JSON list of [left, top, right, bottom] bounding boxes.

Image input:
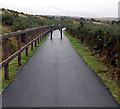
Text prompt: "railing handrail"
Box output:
[[1, 25, 58, 80], [0, 29, 50, 68], [1, 25, 51, 40]]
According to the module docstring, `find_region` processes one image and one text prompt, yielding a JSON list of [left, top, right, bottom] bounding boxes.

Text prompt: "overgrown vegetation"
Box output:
[[64, 30, 120, 104], [66, 21, 120, 80], [66, 20, 120, 103]]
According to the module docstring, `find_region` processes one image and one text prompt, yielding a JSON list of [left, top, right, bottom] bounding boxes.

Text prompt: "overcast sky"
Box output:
[[0, 0, 119, 18]]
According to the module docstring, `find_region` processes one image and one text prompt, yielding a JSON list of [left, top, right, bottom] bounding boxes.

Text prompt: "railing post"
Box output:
[[25, 33, 28, 56], [38, 28, 41, 42], [31, 31, 34, 50], [4, 38, 9, 80], [40, 28, 42, 40], [18, 35, 21, 66], [38, 37, 40, 44], [22, 33, 28, 56], [31, 43, 33, 50], [40, 36, 42, 41], [35, 30, 37, 47], [35, 40, 37, 47]]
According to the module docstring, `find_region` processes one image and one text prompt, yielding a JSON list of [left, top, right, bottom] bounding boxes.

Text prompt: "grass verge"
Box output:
[[1, 35, 48, 91], [64, 30, 120, 104]]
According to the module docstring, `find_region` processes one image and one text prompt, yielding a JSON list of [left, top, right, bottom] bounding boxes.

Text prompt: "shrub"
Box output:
[[2, 14, 14, 26]]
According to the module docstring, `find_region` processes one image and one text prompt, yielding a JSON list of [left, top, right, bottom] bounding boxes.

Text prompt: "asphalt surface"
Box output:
[[2, 29, 119, 107]]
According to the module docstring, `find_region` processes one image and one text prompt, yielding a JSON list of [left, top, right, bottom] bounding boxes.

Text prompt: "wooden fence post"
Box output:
[[18, 35, 21, 66], [38, 38, 39, 44], [35, 40, 37, 47], [41, 28, 44, 39], [4, 38, 9, 80], [40, 35, 41, 41], [25, 33, 28, 56], [35, 30, 37, 47], [31, 31, 34, 50], [22, 33, 28, 56], [31, 43, 33, 50], [40, 28, 42, 41]]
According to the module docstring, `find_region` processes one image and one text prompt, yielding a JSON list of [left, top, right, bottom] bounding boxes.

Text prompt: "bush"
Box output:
[[66, 21, 120, 79], [2, 14, 14, 26]]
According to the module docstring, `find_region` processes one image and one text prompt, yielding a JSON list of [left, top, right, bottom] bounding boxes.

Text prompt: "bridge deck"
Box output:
[[3, 29, 118, 107]]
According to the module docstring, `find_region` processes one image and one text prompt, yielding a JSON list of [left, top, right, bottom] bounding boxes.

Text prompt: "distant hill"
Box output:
[[0, 8, 83, 34], [0, 8, 118, 34], [0, 8, 59, 34]]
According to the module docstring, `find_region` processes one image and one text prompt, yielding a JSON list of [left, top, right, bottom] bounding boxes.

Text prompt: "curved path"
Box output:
[[2, 29, 119, 107]]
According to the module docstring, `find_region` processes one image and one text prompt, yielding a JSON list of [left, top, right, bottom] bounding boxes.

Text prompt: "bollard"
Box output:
[[59, 24, 62, 39], [50, 24, 54, 40]]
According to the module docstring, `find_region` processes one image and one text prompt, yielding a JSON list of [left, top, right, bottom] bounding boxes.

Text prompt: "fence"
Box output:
[[0, 25, 58, 80]]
